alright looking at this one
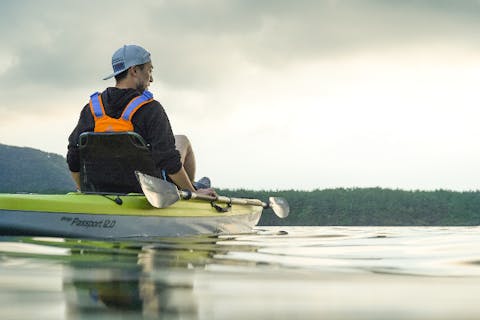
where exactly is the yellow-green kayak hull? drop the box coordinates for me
[0,193,263,239]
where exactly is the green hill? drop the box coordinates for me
[0,143,76,193]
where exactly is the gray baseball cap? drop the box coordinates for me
[103,45,151,80]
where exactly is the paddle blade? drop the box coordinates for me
[269,197,290,218]
[135,171,180,208]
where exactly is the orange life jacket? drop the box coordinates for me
[89,90,154,132]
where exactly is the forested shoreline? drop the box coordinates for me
[2,143,480,226]
[217,188,480,226]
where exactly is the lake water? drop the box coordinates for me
[1,226,480,319]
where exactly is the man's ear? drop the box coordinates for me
[128,66,137,77]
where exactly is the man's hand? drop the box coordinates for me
[195,188,217,198]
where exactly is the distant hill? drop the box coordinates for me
[0,143,76,193]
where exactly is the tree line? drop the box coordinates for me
[218,188,480,226]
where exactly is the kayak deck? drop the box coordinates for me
[0,193,260,216]
[0,193,263,239]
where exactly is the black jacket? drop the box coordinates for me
[67,87,182,174]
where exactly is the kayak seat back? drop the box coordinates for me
[79,132,157,194]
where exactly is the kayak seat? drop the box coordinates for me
[78,132,158,194]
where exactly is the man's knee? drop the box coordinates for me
[175,134,190,145]
[175,134,191,152]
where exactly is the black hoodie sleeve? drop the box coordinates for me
[66,104,94,172]
[132,101,183,174]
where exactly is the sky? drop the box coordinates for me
[1,0,480,191]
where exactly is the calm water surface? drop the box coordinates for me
[0,226,480,319]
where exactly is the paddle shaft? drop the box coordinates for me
[179,190,269,209]
[135,171,288,217]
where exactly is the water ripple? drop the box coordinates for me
[0,227,480,319]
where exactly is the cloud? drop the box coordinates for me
[145,0,480,70]
[0,0,478,122]
[1,0,480,95]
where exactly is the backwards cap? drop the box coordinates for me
[103,45,151,80]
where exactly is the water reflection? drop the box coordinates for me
[56,235,261,319]
[60,236,220,319]
[2,227,480,319]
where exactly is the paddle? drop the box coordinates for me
[135,171,289,218]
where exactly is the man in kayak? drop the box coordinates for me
[67,44,215,196]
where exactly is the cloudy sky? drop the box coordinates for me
[1,0,480,190]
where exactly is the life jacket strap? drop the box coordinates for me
[89,92,105,118]
[121,90,154,121]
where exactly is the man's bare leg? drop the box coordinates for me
[174,134,196,182]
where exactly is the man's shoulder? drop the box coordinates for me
[140,98,164,113]
[132,99,167,124]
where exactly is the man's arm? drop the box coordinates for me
[168,167,195,191]
[169,167,216,196]
[137,103,216,196]
[67,104,94,192]
[71,171,81,191]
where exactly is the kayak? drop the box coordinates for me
[0,132,289,239]
[0,193,263,239]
